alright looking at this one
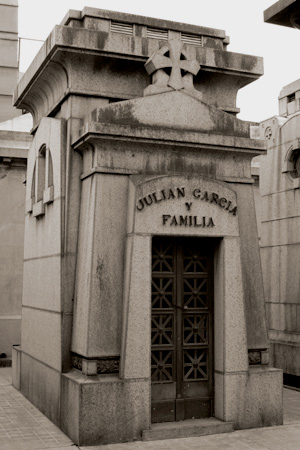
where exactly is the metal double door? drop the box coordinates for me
[151,236,214,423]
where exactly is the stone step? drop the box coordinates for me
[142,418,234,441]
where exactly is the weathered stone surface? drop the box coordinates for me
[0,128,29,357]
[231,182,268,351]
[20,353,61,426]
[21,308,62,371]
[222,237,248,372]
[22,257,61,311]
[259,86,300,380]
[127,175,239,238]
[15,6,278,447]
[223,368,283,429]
[90,90,252,137]
[61,371,150,446]
[142,418,234,441]
[121,234,152,379]
[72,173,128,358]
[14,8,263,129]
[261,190,300,223]
[260,247,280,304]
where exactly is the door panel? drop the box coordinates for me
[151,236,214,423]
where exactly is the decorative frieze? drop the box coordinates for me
[248,350,269,366]
[71,354,120,375]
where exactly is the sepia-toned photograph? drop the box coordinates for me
[1,1,300,449]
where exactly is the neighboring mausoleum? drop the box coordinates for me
[259,78,300,383]
[12,7,282,446]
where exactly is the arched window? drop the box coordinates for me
[31,162,36,203]
[37,144,46,202]
[47,149,53,188]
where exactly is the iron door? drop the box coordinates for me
[151,236,214,423]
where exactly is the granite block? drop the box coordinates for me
[224,368,283,429]
[261,190,300,223]
[71,176,96,357]
[261,216,300,247]
[260,246,280,304]
[142,418,234,441]
[23,199,62,260]
[20,352,61,426]
[72,173,128,358]
[21,307,61,371]
[0,39,18,67]
[280,244,300,304]
[61,371,150,446]
[284,304,297,332]
[121,234,152,379]
[0,3,18,34]
[233,183,268,351]
[215,237,248,373]
[223,237,248,372]
[22,256,61,312]
[267,303,291,332]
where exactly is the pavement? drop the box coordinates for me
[1,367,300,450]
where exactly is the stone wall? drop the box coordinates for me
[259,83,300,376]
[0,122,31,359]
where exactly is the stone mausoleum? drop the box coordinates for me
[259,0,300,381]
[259,79,300,381]
[12,7,282,446]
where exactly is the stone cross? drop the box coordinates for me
[144,39,201,95]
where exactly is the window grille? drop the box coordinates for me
[147,27,168,40]
[181,33,202,46]
[110,21,133,36]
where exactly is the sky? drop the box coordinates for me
[17,0,300,122]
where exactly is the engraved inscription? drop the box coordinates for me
[162,215,215,228]
[137,187,185,211]
[136,186,237,216]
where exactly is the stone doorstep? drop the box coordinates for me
[142,418,234,441]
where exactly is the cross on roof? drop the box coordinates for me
[145,39,200,91]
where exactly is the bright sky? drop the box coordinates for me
[18,0,300,122]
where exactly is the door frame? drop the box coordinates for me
[120,176,248,430]
[151,235,215,423]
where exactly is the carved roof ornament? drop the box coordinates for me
[144,39,201,98]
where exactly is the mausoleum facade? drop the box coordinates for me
[12,8,282,446]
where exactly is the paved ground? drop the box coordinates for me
[1,367,300,450]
